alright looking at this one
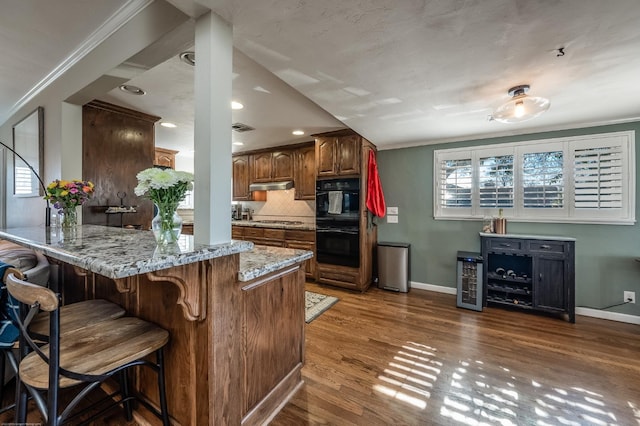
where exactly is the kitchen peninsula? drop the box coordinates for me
[0,225,312,426]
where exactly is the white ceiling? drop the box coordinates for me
[3,0,640,157]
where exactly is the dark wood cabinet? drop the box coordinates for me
[294,144,316,200]
[233,155,252,201]
[315,133,361,178]
[250,150,293,183]
[481,234,575,322]
[82,100,159,230]
[154,147,178,169]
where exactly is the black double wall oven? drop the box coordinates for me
[315,178,360,268]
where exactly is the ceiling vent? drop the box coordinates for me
[232,122,255,132]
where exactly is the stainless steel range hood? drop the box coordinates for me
[249,181,294,191]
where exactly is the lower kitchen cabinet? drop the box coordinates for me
[232,225,316,280]
[481,234,575,322]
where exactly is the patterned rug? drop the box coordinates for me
[305,291,339,323]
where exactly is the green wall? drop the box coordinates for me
[376,121,640,317]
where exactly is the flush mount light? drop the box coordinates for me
[232,141,244,146]
[179,51,195,66]
[492,85,550,123]
[231,101,244,110]
[292,130,305,136]
[160,122,177,128]
[119,84,146,95]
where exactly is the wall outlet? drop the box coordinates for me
[624,291,636,304]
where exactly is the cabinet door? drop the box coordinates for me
[272,150,294,181]
[294,145,316,200]
[242,267,304,412]
[316,137,337,177]
[154,148,177,169]
[251,153,273,182]
[337,134,361,175]
[534,256,566,312]
[232,155,252,201]
[285,240,315,280]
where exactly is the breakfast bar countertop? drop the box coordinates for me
[0,225,312,282]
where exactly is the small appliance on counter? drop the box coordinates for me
[232,203,243,220]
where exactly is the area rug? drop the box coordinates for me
[305,291,339,323]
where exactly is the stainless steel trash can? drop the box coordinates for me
[377,242,410,292]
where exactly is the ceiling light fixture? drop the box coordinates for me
[179,51,195,66]
[160,122,177,128]
[232,141,244,146]
[231,101,244,110]
[118,84,146,96]
[492,85,550,123]
[292,130,305,136]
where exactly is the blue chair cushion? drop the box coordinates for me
[0,262,20,348]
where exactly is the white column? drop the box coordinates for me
[193,12,232,244]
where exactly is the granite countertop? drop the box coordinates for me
[0,225,312,282]
[232,220,315,231]
[239,245,313,281]
[479,232,576,241]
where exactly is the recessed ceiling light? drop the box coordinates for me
[119,84,145,95]
[232,141,244,146]
[160,122,177,128]
[292,130,305,136]
[179,51,195,66]
[231,101,244,110]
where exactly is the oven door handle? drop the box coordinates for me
[317,228,359,235]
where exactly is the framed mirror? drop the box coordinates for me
[12,106,44,196]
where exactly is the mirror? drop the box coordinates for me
[12,106,44,196]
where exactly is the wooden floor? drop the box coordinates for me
[3,283,640,425]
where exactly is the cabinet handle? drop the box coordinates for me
[539,273,543,282]
[499,243,511,247]
[540,244,551,249]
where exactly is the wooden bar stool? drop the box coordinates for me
[4,271,171,426]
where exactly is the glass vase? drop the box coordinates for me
[152,203,183,245]
[60,207,78,229]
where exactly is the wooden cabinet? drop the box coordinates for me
[233,226,316,280]
[250,150,294,183]
[233,155,252,201]
[242,265,304,414]
[154,147,178,169]
[294,144,316,200]
[316,133,361,177]
[481,235,575,322]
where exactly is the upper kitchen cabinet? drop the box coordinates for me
[315,131,362,178]
[251,150,294,183]
[232,155,252,201]
[294,143,315,200]
[154,147,178,169]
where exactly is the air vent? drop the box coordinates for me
[232,122,255,132]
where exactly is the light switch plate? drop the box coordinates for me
[387,206,398,215]
[387,215,398,223]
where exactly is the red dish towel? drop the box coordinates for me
[366,150,386,217]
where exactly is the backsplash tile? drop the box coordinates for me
[242,189,314,223]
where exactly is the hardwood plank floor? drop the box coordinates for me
[271,283,640,426]
[2,283,639,425]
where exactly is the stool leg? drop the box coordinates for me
[156,349,169,426]
[119,370,133,421]
[0,349,6,405]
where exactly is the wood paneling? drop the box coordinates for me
[82,100,159,230]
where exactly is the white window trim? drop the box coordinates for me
[434,130,635,225]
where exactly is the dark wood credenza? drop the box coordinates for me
[480,233,576,322]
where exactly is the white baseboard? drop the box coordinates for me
[410,281,457,295]
[410,281,640,325]
[575,307,640,325]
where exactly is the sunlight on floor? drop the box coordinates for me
[373,342,441,410]
[627,401,640,425]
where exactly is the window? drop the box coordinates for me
[434,131,635,224]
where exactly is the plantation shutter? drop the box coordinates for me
[573,145,623,209]
[478,154,514,208]
[522,151,564,208]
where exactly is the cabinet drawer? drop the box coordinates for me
[263,229,285,240]
[243,228,265,238]
[529,241,567,254]
[317,269,358,289]
[231,226,244,239]
[285,230,315,242]
[487,238,524,252]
